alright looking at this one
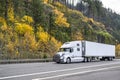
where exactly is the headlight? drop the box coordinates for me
[60,53,65,59]
[61,53,65,56]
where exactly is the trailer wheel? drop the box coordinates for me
[109,57,113,61]
[56,62,60,64]
[66,58,71,64]
[111,57,113,61]
[87,58,91,62]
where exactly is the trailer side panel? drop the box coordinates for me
[85,41,115,57]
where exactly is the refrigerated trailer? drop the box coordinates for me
[53,41,115,63]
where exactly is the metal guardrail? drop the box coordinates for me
[0,58,53,64]
[0,58,119,64]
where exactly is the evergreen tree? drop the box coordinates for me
[31,0,43,32]
[0,0,6,17]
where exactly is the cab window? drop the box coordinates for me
[77,44,80,46]
[77,48,80,51]
[59,48,73,53]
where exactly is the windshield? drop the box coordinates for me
[59,48,73,52]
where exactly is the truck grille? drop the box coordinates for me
[53,54,60,62]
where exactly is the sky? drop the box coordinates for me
[68,0,120,14]
[101,0,120,14]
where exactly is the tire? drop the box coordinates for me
[101,57,105,61]
[56,62,60,64]
[87,57,91,62]
[66,58,71,64]
[83,57,87,62]
[107,57,111,61]
[111,57,113,61]
[109,57,113,61]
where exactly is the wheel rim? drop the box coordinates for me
[66,58,70,63]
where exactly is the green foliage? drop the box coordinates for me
[21,15,34,24]
[53,9,70,27]
[69,0,120,42]
[0,1,6,17]
[0,0,118,59]
[7,0,14,21]
[116,44,120,57]
[0,17,7,26]
[31,0,43,25]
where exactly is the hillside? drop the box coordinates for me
[63,0,120,42]
[0,0,119,59]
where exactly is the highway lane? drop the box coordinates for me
[0,59,120,80]
[41,66,120,80]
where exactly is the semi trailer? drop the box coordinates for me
[53,41,115,63]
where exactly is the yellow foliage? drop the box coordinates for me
[96,22,105,27]
[36,26,49,42]
[43,0,49,3]
[116,44,120,56]
[88,18,94,23]
[69,9,84,18]
[37,32,49,42]
[1,26,7,31]
[82,17,89,22]
[50,37,62,51]
[7,0,14,21]
[16,50,19,56]
[0,17,7,26]
[0,32,4,40]
[21,15,34,23]
[72,32,83,41]
[116,44,120,52]
[36,26,62,55]
[37,26,44,32]
[82,17,94,23]
[15,23,33,35]
[6,42,14,53]
[82,17,105,30]
[54,2,64,8]
[53,9,70,27]
[24,33,38,51]
[0,24,13,33]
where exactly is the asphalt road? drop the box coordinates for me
[0,59,120,80]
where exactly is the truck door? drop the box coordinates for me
[69,48,75,62]
[72,43,83,62]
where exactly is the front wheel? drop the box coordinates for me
[56,62,60,64]
[66,58,71,64]
[87,57,91,62]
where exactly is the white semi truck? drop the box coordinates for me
[53,41,115,63]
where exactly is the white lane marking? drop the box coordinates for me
[32,65,120,80]
[0,62,120,80]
